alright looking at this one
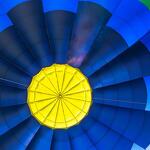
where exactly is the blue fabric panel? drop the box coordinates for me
[80,116,108,145]
[42,0,78,13]
[27,126,53,150]
[89,41,150,89]
[141,32,150,51]
[79,0,121,13]
[131,143,144,150]
[95,130,120,150]
[90,104,150,148]
[0,59,31,88]
[0,117,40,150]
[68,126,93,150]
[80,27,128,77]
[0,27,40,76]
[0,15,12,32]
[114,138,132,150]
[8,0,54,67]
[0,85,26,107]
[135,112,150,148]
[144,76,150,111]
[51,130,70,150]
[93,78,147,110]
[107,0,150,46]
[45,11,75,63]
[0,0,29,12]
[0,105,30,136]
[68,1,111,67]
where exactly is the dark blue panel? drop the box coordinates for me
[27,126,53,150]
[79,0,121,13]
[124,111,145,146]
[89,41,150,89]
[0,105,30,136]
[0,85,26,107]
[95,130,121,150]
[90,104,150,148]
[112,137,132,150]
[93,78,147,110]
[136,112,150,148]
[80,116,108,145]
[80,27,128,76]
[141,32,150,51]
[80,115,133,150]
[0,26,41,76]
[0,117,40,150]
[68,1,111,67]
[8,0,54,67]
[45,11,75,63]
[42,0,78,13]
[107,0,150,46]
[51,130,70,150]
[67,126,93,150]
[0,59,31,88]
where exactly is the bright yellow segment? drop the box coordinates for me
[27,64,92,129]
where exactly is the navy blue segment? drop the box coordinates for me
[80,0,121,13]
[0,26,41,76]
[80,27,128,77]
[68,1,111,67]
[0,105,30,136]
[0,117,40,150]
[113,138,133,150]
[0,58,31,88]
[80,117,108,146]
[67,125,93,150]
[45,11,75,63]
[141,32,150,51]
[42,0,78,13]
[80,114,132,150]
[8,0,54,67]
[27,126,53,150]
[107,0,150,46]
[51,130,71,150]
[0,85,26,107]
[95,130,124,150]
[136,112,150,148]
[90,104,150,148]
[89,41,150,89]
[93,78,147,110]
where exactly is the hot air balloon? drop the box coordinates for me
[0,0,150,150]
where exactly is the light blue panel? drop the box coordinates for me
[141,32,150,51]
[0,15,12,32]
[42,0,78,13]
[144,76,150,111]
[0,0,29,13]
[131,143,144,150]
[79,0,121,13]
[107,0,150,46]
[146,145,150,150]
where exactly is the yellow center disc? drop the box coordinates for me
[27,64,92,129]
